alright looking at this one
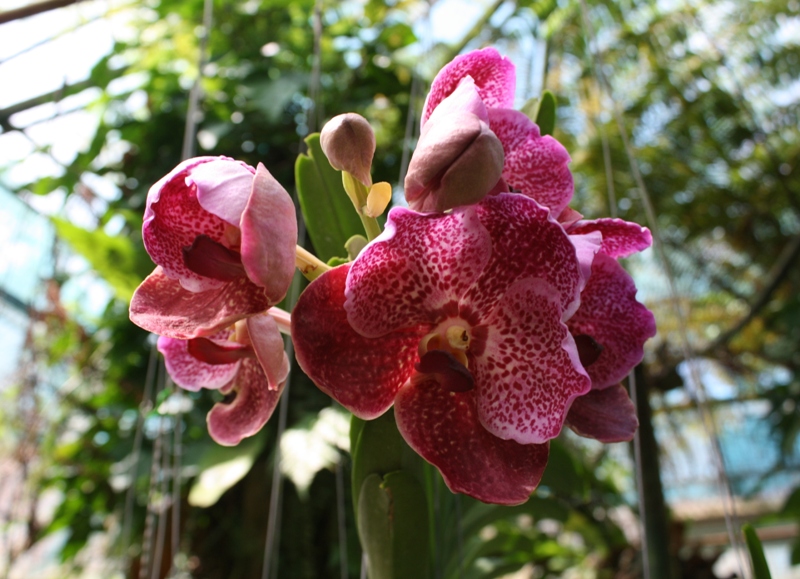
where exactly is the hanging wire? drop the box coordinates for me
[181,0,214,161]
[335,462,348,579]
[260,3,323,577]
[576,0,749,576]
[169,382,183,576]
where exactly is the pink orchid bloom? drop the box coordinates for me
[158,313,289,446]
[130,157,297,339]
[294,193,600,505]
[407,48,573,215]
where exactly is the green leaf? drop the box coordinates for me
[52,218,149,302]
[295,133,365,262]
[535,90,557,136]
[350,410,407,513]
[743,524,772,579]
[357,471,431,579]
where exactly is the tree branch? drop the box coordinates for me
[0,0,83,25]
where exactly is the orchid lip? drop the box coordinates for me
[187,337,255,365]
[182,234,247,282]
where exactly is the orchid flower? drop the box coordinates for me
[158,312,289,446]
[130,156,298,339]
[294,193,599,505]
[407,47,573,215]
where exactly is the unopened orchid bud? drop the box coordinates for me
[320,113,376,186]
[404,110,504,213]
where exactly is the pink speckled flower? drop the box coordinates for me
[158,312,289,446]
[293,193,594,505]
[130,157,297,339]
[405,47,574,215]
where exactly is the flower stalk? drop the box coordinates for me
[295,245,331,281]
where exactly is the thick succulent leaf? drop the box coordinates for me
[743,524,773,579]
[357,471,431,579]
[207,358,285,446]
[488,109,574,216]
[567,253,657,389]
[569,218,652,258]
[422,47,516,127]
[130,267,272,339]
[292,265,427,419]
[346,205,492,337]
[295,133,365,261]
[474,276,591,444]
[394,376,549,506]
[240,163,298,302]
[566,383,638,442]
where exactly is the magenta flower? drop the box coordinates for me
[407,47,574,215]
[294,193,598,504]
[158,313,289,446]
[130,157,297,339]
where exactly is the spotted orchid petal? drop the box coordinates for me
[427,77,489,123]
[157,332,240,391]
[566,383,638,442]
[239,164,298,302]
[422,47,516,128]
[293,265,429,419]
[464,194,584,320]
[474,277,591,445]
[569,218,652,258]
[207,359,285,446]
[395,376,549,505]
[488,109,574,215]
[346,206,492,338]
[567,253,657,389]
[143,157,255,293]
[130,267,272,339]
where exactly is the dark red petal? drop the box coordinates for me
[143,158,235,293]
[157,335,240,391]
[421,47,516,127]
[566,384,638,442]
[573,334,604,368]
[474,277,591,444]
[187,337,253,365]
[488,109,574,216]
[567,253,657,389]
[464,193,584,320]
[245,314,290,391]
[207,359,284,446]
[395,378,549,506]
[129,267,272,339]
[415,350,475,392]
[182,235,246,282]
[569,218,652,258]
[292,264,428,419]
[346,205,492,338]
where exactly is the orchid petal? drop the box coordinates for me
[395,377,549,506]
[130,267,272,339]
[464,193,583,321]
[569,231,603,295]
[246,313,290,391]
[566,384,638,442]
[191,157,256,226]
[239,164,298,301]
[405,110,504,213]
[427,77,489,124]
[569,218,652,258]
[488,109,574,215]
[293,265,428,419]
[207,359,284,446]
[157,334,240,391]
[567,253,657,389]
[474,277,591,445]
[422,47,515,127]
[143,157,249,293]
[346,206,491,337]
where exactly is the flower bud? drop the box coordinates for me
[320,113,376,186]
[404,110,504,213]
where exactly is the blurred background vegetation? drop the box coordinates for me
[0,0,798,577]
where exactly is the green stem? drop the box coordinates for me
[295,245,330,281]
[342,172,382,241]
